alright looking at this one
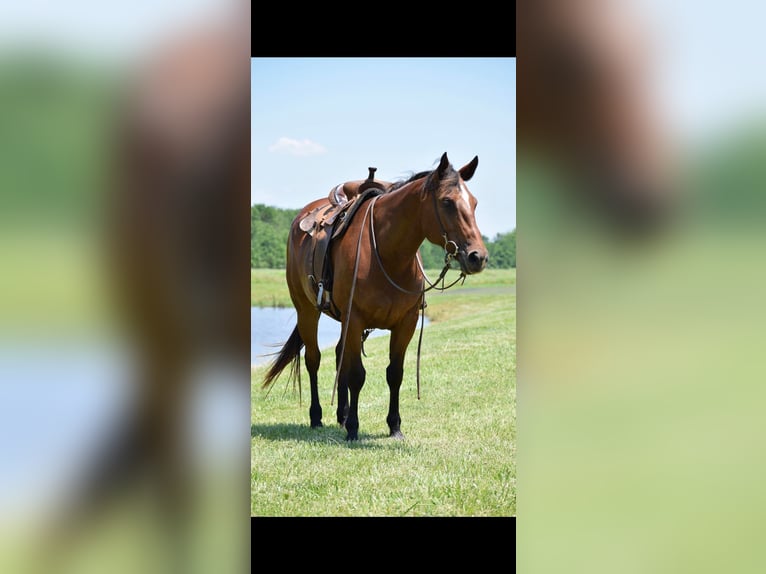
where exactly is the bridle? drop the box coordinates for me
[429,175,461,263]
[370,193,467,297]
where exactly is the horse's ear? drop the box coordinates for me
[437,152,450,178]
[459,156,479,181]
[422,152,451,199]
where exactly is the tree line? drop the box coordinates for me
[251,203,515,269]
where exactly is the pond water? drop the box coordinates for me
[251,307,429,366]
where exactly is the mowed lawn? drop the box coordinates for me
[251,268,516,516]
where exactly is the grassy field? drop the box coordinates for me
[251,267,516,516]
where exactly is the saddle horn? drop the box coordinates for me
[358,167,380,194]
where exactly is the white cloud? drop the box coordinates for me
[268,137,327,156]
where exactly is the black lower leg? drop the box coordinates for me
[309,399,323,428]
[344,362,365,441]
[336,384,349,426]
[386,363,404,438]
[306,353,322,427]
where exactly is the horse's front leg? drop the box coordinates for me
[335,340,349,426]
[387,311,418,439]
[337,322,365,440]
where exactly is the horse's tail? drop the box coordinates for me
[262,325,303,389]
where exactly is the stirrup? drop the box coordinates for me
[316,281,325,310]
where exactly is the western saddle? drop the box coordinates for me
[298,167,392,319]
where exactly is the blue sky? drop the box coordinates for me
[637,0,766,140]
[251,58,517,239]
[1,1,765,214]
[0,0,223,59]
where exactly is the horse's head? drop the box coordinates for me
[422,153,488,275]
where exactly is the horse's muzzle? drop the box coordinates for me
[459,248,489,274]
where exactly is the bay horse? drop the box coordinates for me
[263,153,488,441]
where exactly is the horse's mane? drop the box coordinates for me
[389,170,432,192]
[389,164,458,192]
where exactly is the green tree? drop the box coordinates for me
[418,240,447,269]
[251,204,299,268]
[487,229,516,268]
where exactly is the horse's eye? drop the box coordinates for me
[442,198,455,209]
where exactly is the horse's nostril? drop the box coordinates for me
[467,250,487,267]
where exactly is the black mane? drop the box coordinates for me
[389,164,458,192]
[389,170,432,191]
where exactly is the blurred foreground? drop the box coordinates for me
[519,1,766,572]
[0,2,249,573]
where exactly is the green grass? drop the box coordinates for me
[250,268,294,308]
[251,268,515,516]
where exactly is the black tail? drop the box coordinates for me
[262,325,303,389]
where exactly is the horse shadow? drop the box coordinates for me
[251,422,392,448]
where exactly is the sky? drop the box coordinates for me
[0,0,764,223]
[0,0,224,60]
[636,0,766,141]
[251,58,517,239]
[0,0,763,141]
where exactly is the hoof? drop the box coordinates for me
[345,431,359,441]
[310,421,323,429]
[389,430,405,440]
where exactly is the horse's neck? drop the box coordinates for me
[372,183,426,275]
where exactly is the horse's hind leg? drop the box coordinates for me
[297,308,323,427]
